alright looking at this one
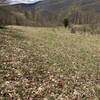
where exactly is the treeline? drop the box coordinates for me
[0,3,100,27]
[65,4,100,25]
[0,5,37,26]
[62,4,100,34]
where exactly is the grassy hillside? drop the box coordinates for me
[0,26,100,99]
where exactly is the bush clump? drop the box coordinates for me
[63,18,69,28]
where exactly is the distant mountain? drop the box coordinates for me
[34,0,100,25]
[10,1,42,10]
[0,0,100,26]
[34,0,74,25]
[0,1,42,26]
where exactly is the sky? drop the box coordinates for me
[8,0,42,4]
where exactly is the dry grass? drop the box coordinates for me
[0,26,100,100]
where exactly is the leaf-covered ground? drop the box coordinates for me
[0,26,100,100]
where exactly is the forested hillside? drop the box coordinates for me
[0,3,39,26]
[0,0,100,26]
[35,0,100,25]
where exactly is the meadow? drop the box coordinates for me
[0,26,100,99]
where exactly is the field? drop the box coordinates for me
[0,26,100,100]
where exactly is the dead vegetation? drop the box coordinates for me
[0,27,100,100]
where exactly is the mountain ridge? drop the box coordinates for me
[0,0,100,26]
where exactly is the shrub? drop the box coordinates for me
[63,18,69,28]
[0,25,6,29]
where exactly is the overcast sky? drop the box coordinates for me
[9,0,42,4]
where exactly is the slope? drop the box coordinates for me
[0,26,100,99]
[0,0,100,26]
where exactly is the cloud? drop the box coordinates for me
[9,0,42,4]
